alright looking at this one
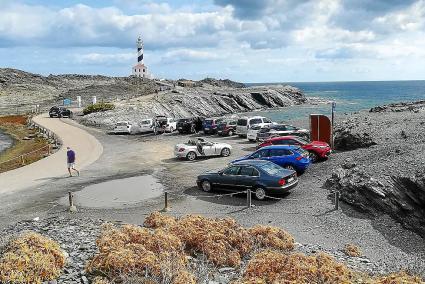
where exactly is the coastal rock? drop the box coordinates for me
[334,129,377,151]
[370,100,425,113]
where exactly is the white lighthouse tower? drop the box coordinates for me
[132,36,149,78]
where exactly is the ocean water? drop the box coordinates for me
[246,80,425,123]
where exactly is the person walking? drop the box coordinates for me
[66,147,80,177]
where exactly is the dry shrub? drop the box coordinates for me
[373,271,424,284]
[86,224,194,284]
[0,232,66,284]
[93,276,112,284]
[238,250,353,284]
[248,225,295,251]
[344,243,362,257]
[144,211,177,229]
[144,213,253,267]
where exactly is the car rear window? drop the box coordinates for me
[250,125,262,130]
[116,122,128,126]
[204,119,213,124]
[237,119,247,126]
[258,162,287,176]
[249,118,262,125]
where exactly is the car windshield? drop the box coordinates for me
[271,125,287,131]
[258,162,287,176]
[250,118,262,125]
[116,122,128,126]
[295,137,309,144]
[237,119,247,126]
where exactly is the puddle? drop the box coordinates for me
[60,175,163,208]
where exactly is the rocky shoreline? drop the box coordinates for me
[327,101,425,238]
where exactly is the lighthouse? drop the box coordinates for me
[132,36,149,78]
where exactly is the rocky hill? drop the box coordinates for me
[326,105,425,237]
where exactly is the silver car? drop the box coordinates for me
[174,138,232,161]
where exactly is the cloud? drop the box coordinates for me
[161,49,224,63]
[75,52,134,65]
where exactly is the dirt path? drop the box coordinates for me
[0,114,103,195]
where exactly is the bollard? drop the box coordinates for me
[47,145,51,155]
[21,155,25,166]
[69,191,77,212]
[334,191,340,210]
[162,192,169,212]
[246,189,252,208]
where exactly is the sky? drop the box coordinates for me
[1,0,425,82]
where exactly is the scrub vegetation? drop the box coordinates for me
[83,102,115,115]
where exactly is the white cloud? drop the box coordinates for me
[161,49,224,63]
[75,52,134,65]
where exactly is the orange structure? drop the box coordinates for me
[310,114,332,147]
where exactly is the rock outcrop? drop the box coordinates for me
[370,101,425,113]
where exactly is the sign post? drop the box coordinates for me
[77,96,82,108]
[331,102,336,149]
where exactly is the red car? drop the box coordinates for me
[257,136,331,162]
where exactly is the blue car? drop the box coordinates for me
[196,160,298,200]
[232,145,311,173]
[203,118,223,134]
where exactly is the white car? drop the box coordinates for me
[236,116,273,137]
[247,125,263,142]
[174,138,232,161]
[156,116,177,132]
[256,124,310,141]
[140,119,154,133]
[113,121,140,134]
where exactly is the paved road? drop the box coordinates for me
[0,114,103,195]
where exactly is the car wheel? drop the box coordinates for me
[178,130,183,134]
[201,180,212,192]
[228,130,234,136]
[248,139,255,142]
[58,114,62,118]
[221,147,231,157]
[285,165,296,171]
[49,115,53,118]
[254,187,266,200]
[186,151,197,161]
[309,152,319,163]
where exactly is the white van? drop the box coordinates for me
[236,116,273,137]
[113,121,140,134]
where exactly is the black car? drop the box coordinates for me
[176,117,204,134]
[49,106,73,118]
[217,119,238,136]
[196,160,298,200]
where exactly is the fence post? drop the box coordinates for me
[69,192,77,212]
[246,189,252,208]
[334,191,340,210]
[162,192,169,212]
[47,145,51,155]
[21,155,25,166]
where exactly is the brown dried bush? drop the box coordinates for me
[144,213,253,267]
[344,243,362,257]
[372,271,425,284]
[248,225,295,251]
[237,250,353,284]
[86,224,194,284]
[0,232,66,284]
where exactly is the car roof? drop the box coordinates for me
[232,160,272,166]
[259,145,300,150]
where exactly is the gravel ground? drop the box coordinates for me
[0,111,424,282]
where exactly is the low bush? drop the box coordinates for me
[83,102,115,115]
[344,243,362,257]
[373,271,425,284]
[249,225,295,251]
[0,232,66,284]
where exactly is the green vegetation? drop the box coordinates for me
[83,102,115,115]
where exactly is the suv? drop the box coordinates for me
[176,117,204,134]
[257,124,309,141]
[49,106,72,118]
[217,119,238,136]
[203,118,224,134]
[236,116,272,137]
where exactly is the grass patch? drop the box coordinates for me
[83,102,115,115]
[344,243,362,257]
[0,115,49,173]
[0,232,66,284]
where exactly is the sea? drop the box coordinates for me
[246,80,425,123]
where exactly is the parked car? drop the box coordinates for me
[113,121,140,134]
[176,117,204,134]
[196,160,298,200]
[232,145,311,173]
[256,124,309,141]
[217,119,238,136]
[203,118,224,134]
[257,136,331,162]
[156,116,176,133]
[139,119,154,133]
[236,116,273,137]
[174,138,232,161]
[247,125,263,142]
[49,106,72,118]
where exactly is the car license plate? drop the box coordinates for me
[287,177,294,183]
[205,128,209,130]
[178,127,182,129]
[218,131,222,133]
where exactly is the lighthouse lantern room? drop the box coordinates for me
[132,36,148,78]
